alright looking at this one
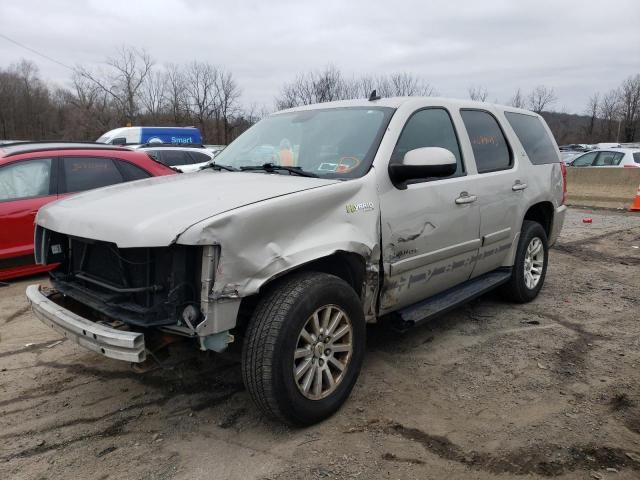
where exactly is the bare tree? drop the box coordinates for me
[468,85,489,102]
[584,93,600,140]
[216,70,241,144]
[618,74,640,142]
[389,73,437,96]
[598,89,621,140]
[78,46,154,124]
[276,65,350,108]
[184,61,219,135]
[509,88,526,108]
[277,67,437,108]
[139,70,167,121]
[65,72,117,138]
[164,64,188,124]
[528,85,557,113]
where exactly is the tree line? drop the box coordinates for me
[276,66,640,144]
[0,47,257,144]
[0,48,638,145]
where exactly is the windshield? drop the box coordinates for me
[214,107,394,179]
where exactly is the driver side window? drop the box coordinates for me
[391,108,464,178]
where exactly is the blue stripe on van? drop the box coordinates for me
[140,127,202,144]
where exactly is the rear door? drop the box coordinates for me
[59,156,125,194]
[459,109,520,277]
[593,151,624,167]
[0,157,58,269]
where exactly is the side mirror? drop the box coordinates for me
[388,147,457,186]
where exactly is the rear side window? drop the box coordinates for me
[634,152,640,164]
[115,160,151,180]
[572,152,597,166]
[0,158,52,201]
[504,112,558,165]
[153,150,192,166]
[188,151,212,164]
[593,151,624,166]
[461,110,512,173]
[62,157,124,193]
[391,108,464,178]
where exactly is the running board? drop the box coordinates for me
[392,269,512,329]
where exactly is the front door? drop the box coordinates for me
[378,107,481,313]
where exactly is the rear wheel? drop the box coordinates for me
[242,272,365,425]
[501,220,548,303]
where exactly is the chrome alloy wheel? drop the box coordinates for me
[524,237,544,289]
[293,305,353,400]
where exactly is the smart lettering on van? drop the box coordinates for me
[96,127,202,145]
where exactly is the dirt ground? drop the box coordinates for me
[1,207,640,480]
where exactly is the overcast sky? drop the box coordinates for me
[1,0,639,114]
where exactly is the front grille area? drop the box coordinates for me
[45,229,201,327]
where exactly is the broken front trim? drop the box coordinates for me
[26,284,146,363]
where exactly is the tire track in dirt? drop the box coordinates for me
[1,305,30,324]
[346,419,640,476]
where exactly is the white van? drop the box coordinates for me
[97,127,202,145]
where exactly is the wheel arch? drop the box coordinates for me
[523,201,554,238]
[235,251,370,330]
[502,200,555,268]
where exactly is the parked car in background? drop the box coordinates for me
[595,142,622,149]
[0,142,175,281]
[560,150,583,164]
[559,144,592,152]
[568,148,640,168]
[133,144,215,172]
[204,145,226,156]
[96,126,202,145]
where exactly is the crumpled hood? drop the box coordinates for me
[37,171,338,247]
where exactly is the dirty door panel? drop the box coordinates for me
[377,108,481,313]
[379,180,480,312]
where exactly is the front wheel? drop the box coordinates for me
[500,220,549,303]
[242,272,366,425]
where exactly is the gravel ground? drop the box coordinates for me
[1,207,640,480]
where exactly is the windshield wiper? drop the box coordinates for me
[199,162,238,172]
[239,163,318,178]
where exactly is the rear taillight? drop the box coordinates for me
[560,162,568,205]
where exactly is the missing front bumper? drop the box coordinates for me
[26,284,146,363]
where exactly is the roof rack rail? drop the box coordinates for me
[2,143,133,158]
[138,143,206,148]
[1,140,106,147]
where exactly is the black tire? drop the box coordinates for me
[242,272,366,426]
[500,220,549,303]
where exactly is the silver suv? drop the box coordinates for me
[28,96,567,425]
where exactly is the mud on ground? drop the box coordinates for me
[1,208,640,480]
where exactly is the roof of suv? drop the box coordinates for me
[0,141,131,158]
[275,96,537,116]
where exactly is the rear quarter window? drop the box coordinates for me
[504,112,559,165]
[634,152,640,164]
[188,151,212,164]
[115,160,151,180]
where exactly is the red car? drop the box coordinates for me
[0,142,175,281]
